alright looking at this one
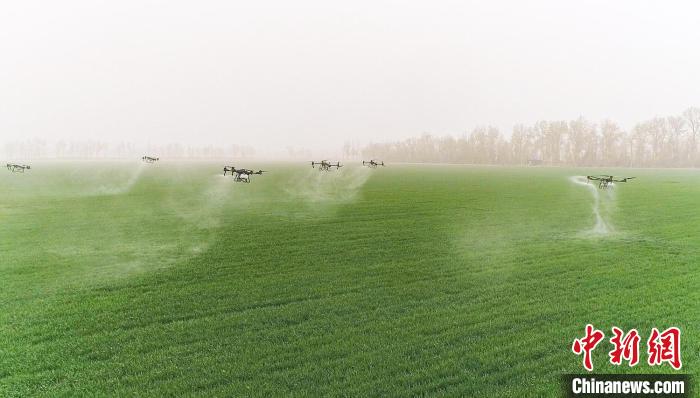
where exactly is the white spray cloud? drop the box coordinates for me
[78,172,235,282]
[570,176,615,236]
[168,173,236,229]
[284,166,371,204]
[2,161,147,198]
[58,161,147,197]
[89,161,146,196]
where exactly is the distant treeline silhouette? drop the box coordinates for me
[2,140,255,159]
[353,107,700,167]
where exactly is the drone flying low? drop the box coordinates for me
[362,159,385,168]
[6,163,30,173]
[223,166,267,183]
[311,160,342,171]
[142,156,159,163]
[586,175,635,189]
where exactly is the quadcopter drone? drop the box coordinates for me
[6,163,30,173]
[586,175,635,189]
[362,159,385,168]
[142,156,159,163]
[223,166,267,183]
[311,160,342,171]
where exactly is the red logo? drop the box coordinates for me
[609,327,640,367]
[647,327,682,370]
[572,325,682,371]
[572,324,605,371]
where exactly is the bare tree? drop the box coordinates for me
[567,117,598,166]
[510,124,528,165]
[600,120,625,166]
[683,107,700,165]
[666,116,686,166]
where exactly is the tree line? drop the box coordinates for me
[353,107,700,167]
[2,140,256,159]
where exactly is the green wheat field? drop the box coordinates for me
[1,161,698,396]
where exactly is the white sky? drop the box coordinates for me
[2,0,700,152]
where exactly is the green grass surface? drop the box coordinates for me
[1,161,698,396]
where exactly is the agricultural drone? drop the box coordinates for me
[223,166,267,183]
[311,160,342,171]
[142,156,159,163]
[362,159,385,168]
[6,163,30,173]
[586,175,635,189]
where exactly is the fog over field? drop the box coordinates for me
[3,1,700,160]
[4,162,699,396]
[5,4,700,394]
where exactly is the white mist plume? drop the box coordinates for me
[73,161,146,196]
[285,166,371,204]
[570,176,614,235]
[162,172,237,230]
[95,162,146,195]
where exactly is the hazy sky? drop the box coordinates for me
[2,0,700,152]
